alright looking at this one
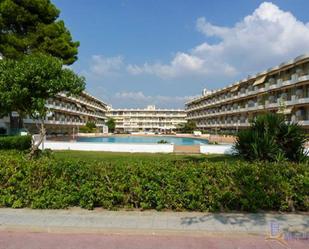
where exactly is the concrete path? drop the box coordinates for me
[0,209,308,249]
[0,208,308,235]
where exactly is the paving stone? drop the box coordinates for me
[0,208,308,235]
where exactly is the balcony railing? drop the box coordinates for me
[46,104,107,120]
[186,74,309,112]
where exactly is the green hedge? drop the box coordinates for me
[0,136,32,150]
[0,151,308,211]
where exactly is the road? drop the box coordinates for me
[0,231,308,249]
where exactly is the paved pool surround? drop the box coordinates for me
[40,140,234,154]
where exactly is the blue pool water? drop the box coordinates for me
[77,136,208,145]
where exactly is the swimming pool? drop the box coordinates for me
[77,136,208,145]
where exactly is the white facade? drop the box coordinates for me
[186,54,309,132]
[107,105,187,133]
[0,91,109,135]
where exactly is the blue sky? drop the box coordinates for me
[53,0,309,108]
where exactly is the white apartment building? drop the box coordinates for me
[0,91,109,135]
[186,54,309,133]
[107,105,187,133]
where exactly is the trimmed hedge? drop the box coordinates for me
[0,136,32,150]
[0,151,308,211]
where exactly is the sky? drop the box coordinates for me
[52,0,309,109]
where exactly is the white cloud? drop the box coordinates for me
[89,55,124,77]
[113,91,197,108]
[126,52,216,79]
[127,2,309,80]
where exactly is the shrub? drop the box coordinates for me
[157,139,168,144]
[0,151,308,211]
[86,121,96,130]
[0,135,32,150]
[79,121,97,133]
[79,126,92,133]
[234,113,307,162]
[179,121,197,133]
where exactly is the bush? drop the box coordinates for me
[179,121,197,133]
[157,139,168,144]
[0,135,32,150]
[79,126,92,133]
[0,151,308,211]
[79,121,97,133]
[235,113,308,162]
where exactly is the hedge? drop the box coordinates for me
[0,151,308,211]
[0,135,32,150]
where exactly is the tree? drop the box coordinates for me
[180,121,197,133]
[0,0,79,65]
[0,53,85,156]
[80,121,97,133]
[106,118,116,133]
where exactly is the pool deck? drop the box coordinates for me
[41,134,235,154]
[41,140,234,154]
[174,145,201,154]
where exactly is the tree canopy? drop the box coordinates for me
[180,121,197,133]
[0,0,79,64]
[106,118,116,133]
[0,53,85,119]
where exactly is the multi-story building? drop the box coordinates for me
[0,91,109,135]
[186,54,309,133]
[107,105,187,133]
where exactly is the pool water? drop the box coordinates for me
[77,136,208,145]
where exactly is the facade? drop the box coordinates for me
[107,105,187,133]
[186,54,309,133]
[0,91,109,135]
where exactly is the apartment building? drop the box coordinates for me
[0,91,109,135]
[186,54,309,133]
[107,105,187,133]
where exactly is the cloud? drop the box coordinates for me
[89,55,124,77]
[127,2,309,79]
[126,53,209,79]
[112,91,198,108]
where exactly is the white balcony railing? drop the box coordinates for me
[186,74,309,112]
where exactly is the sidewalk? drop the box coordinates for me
[0,208,308,236]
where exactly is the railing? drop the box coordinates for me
[187,97,309,120]
[57,93,108,113]
[46,104,106,120]
[186,74,309,111]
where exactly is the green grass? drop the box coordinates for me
[54,150,238,163]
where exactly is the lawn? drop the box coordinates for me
[53,150,235,163]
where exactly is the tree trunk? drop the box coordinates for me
[29,120,46,158]
[9,112,24,135]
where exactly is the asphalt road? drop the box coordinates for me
[0,231,308,249]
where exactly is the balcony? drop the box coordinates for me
[46,104,106,120]
[186,73,309,112]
